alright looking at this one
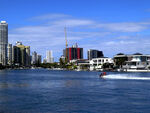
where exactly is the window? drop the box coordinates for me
[93,60,97,63]
[98,60,101,62]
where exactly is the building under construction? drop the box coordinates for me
[64,27,83,61]
[63,44,83,61]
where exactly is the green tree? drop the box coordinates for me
[102,63,114,70]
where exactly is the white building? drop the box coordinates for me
[46,50,54,63]
[89,57,113,71]
[114,53,150,72]
[0,21,8,65]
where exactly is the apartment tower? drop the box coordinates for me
[0,21,8,65]
[46,50,54,63]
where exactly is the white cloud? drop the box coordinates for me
[97,22,149,32]
[52,19,95,27]
[9,14,150,61]
[105,40,137,46]
[30,14,70,21]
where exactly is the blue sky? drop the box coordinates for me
[1,0,150,61]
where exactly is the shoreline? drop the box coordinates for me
[2,67,150,73]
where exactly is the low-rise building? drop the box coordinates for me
[70,59,90,70]
[114,53,150,71]
[89,57,113,71]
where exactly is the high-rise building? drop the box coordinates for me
[87,49,104,60]
[63,44,83,61]
[0,21,8,65]
[46,50,54,63]
[37,55,42,64]
[31,51,38,64]
[7,44,12,65]
[13,42,30,66]
[31,51,42,65]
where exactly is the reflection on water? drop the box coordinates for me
[0,70,29,89]
[0,83,29,89]
[65,80,81,87]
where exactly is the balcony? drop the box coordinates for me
[122,65,145,69]
[131,58,141,62]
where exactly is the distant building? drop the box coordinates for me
[113,53,128,69]
[114,53,150,71]
[16,41,22,46]
[60,55,66,63]
[43,58,47,63]
[13,42,30,66]
[31,51,42,65]
[89,57,113,71]
[46,50,54,63]
[31,51,38,64]
[7,44,12,65]
[0,21,8,65]
[37,55,42,64]
[88,49,104,60]
[70,59,90,70]
[63,43,83,61]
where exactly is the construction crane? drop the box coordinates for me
[64,27,68,62]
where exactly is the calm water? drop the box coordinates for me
[0,69,150,113]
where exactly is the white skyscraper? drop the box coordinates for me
[46,50,54,63]
[0,21,8,65]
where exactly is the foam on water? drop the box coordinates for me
[103,74,150,80]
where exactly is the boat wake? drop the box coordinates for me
[103,74,150,80]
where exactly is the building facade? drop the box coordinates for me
[63,44,83,61]
[89,57,113,71]
[0,21,8,65]
[31,51,42,65]
[37,55,42,64]
[13,42,30,66]
[43,58,47,63]
[114,53,150,71]
[46,50,54,63]
[88,49,104,60]
[31,51,38,64]
[7,44,12,65]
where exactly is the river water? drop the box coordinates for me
[0,69,150,113]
